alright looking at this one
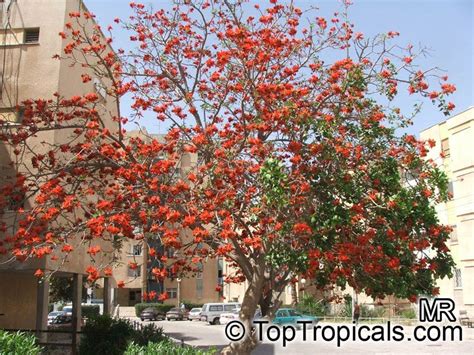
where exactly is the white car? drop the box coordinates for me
[200,302,240,325]
[188,308,202,321]
[220,308,263,326]
[219,309,240,325]
[47,311,65,325]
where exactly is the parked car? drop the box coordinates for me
[219,309,239,325]
[62,306,73,316]
[200,302,240,325]
[166,307,189,321]
[188,308,202,321]
[140,307,166,321]
[272,308,318,328]
[49,314,85,329]
[47,311,65,325]
[48,314,73,329]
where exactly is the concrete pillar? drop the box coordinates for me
[71,273,82,355]
[103,277,110,315]
[35,279,50,342]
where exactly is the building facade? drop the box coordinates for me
[420,107,474,314]
[0,0,118,331]
[111,132,224,306]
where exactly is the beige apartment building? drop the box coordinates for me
[111,132,224,307]
[0,0,118,331]
[115,243,224,307]
[420,107,474,314]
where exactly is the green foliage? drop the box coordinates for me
[49,276,88,303]
[80,315,165,354]
[125,339,216,355]
[398,308,416,319]
[296,294,328,316]
[81,305,100,319]
[79,315,135,355]
[135,303,174,317]
[260,158,289,208]
[0,330,42,355]
[132,323,165,346]
[338,294,352,317]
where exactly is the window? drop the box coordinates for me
[450,225,458,244]
[441,139,450,157]
[24,28,40,44]
[0,107,24,124]
[5,190,25,211]
[93,77,107,99]
[166,266,177,279]
[209,305,223,312]
[129,290,141,301]
[130,244,142,256]
[224,304,236,312]
[196,262,203,279]
[448,181,454,196]
[196,279,203,299]
[454,268,462,288]
[276,310,289,317]
[288,309,300,316]
[166,288,177,299]
[128,265,141,278]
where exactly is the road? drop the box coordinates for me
[134,318,474,354]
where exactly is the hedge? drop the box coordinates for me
[125,339,216,355]
[135,303,174,317]
[79,315,163,355]
[82,305,101,319]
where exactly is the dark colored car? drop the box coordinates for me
[166,307,189,321]
[140,307,165,321]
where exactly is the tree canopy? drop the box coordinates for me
[0,1,456,353]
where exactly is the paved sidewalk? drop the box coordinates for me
[132,317,474,354]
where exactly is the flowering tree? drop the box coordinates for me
[0,0,456,353]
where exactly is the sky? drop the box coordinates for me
[85,0,473,136]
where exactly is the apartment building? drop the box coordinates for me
[0,0,118,331]
[420,107,474,314]
[110,131,224,307]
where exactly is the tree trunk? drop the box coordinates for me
[221,260,265,355]
[291,282,298,306]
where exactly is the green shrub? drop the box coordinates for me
[135,303,174,317]
[0,330,43,355]
[131,323,164,346]
[79,315,135,355]
[296,294,328,317]
[338,294,352,318]
[399,308,416,319]
[79,314,165,354]
[81,305,100,319]
[125,339,216,355]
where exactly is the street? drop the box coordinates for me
[134,318,474,354]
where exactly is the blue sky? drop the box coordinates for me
[86,0,473,136]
